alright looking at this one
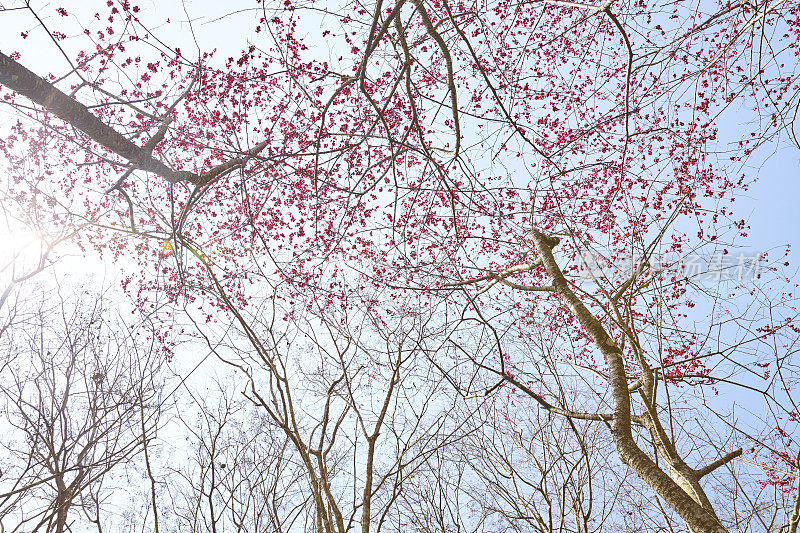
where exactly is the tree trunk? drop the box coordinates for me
[0,52,189,183]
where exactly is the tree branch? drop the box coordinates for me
[0,52,192,183]
[694,449,743,479]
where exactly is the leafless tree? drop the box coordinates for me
[0,283,168,532]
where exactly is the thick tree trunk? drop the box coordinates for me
[0,52,189,183]
[530,230,727,533]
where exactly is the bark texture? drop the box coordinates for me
[530,230,728,533]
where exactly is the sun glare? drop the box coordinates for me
[0,227,46,277]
